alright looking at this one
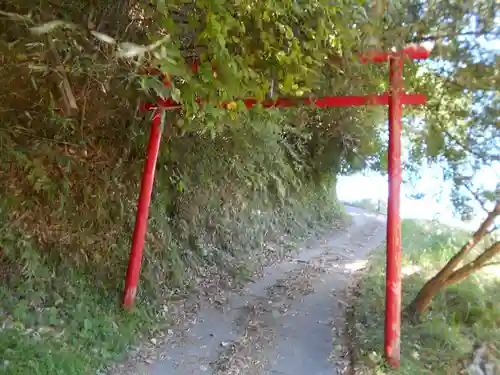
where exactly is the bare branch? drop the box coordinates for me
[416,201,499,285]
[463,183,489,214]
[409,30,500,43]
[446,240,500,285]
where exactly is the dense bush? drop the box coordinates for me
[0,0,388,294]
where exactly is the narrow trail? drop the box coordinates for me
[118,207,386,375]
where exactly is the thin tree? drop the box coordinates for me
[406,200,499,318]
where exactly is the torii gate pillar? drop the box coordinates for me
[122,44,432,369]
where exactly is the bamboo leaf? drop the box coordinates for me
[90,30,116,45]
[30,20,74,35]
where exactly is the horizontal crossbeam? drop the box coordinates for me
[361,44,432,63]
[142,93,426,112]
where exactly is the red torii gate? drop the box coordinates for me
[122,44,431,367]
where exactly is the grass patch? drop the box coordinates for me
[350,218,500,375]
[0,194,344,375]
[0,2,353,373]
[0,231,157,375]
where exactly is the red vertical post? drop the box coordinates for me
[385,56,403,367]
[122,111,164,309]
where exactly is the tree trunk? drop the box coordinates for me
[445,241,500,285]
[406,278,444,318]
[406,201,500,320]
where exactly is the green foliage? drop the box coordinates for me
[5,0,498,372]
[0,111,344,374]
[0,1,362,373]
[0,24,346,370]
[140,0,371,118]
[1,0,385,133]
[350,219,500,375]
[0,0,392,179]
[387,0,500,219]
[0,231,156,375]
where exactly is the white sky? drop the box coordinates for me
[338,161,499,230]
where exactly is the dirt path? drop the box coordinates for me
[116,206,386,375]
